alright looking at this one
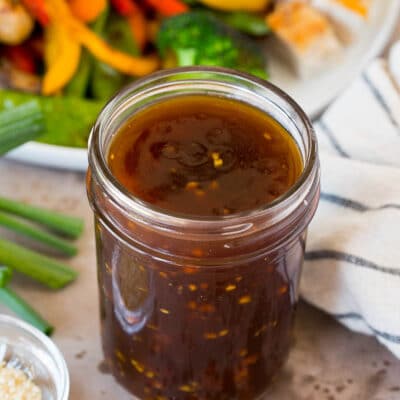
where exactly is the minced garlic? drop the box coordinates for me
[0,362,42,400]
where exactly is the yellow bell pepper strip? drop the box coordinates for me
[336,0,368,17]
[42,22,81,95]
[198,0,271,12]
[69,0,107,22]
[68,20,159,76]
[46,0,159,76]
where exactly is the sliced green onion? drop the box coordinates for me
[0,100,44,155]
[0,287,53,335]
[0,197,84,239]
[0,238,77,289]
[0,211,77,257]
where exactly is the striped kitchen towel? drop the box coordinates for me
[302,42,400,358]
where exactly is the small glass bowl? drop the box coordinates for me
[0,314,69,400]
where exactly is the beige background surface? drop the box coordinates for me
[1,160,400,400]
[1,24,400,400]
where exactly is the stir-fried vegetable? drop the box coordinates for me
[198,0,271,12]
[69,0,107,22]
[0,0,272,148]
[3,45,36,74]
[43,22,82,95]
[66,6,109,97]
[157,11,268,78]
[146,0,189,16]
[21,0,49,26]
[218,11,270,36]
[111,0,140,16]
[91,12,139,100]
[46,0,159,79]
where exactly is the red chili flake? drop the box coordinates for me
[278,285,288,295]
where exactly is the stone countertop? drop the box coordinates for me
[1,158,400,400]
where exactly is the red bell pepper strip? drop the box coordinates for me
[110,0,140,16]
[145,0,188,16]
[21,0,50,26]
[127,11,147,51]
[3,45,36,74]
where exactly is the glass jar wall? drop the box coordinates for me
[87,67,320,400]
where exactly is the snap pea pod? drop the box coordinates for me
[65,6,110,97]
[65,50,93,97]
[91,13,139,100]
[217,11,270,36]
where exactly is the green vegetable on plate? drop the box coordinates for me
[91,11,140,100]
[217,11,270,36]
[66,6,111,98]
[156,11,268,79]
[0,90,103,148]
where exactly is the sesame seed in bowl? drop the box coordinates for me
[0,314,69,400]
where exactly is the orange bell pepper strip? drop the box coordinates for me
[68,19,158,76]
[145,0,188,16]
[69,0,107,22]
[46,0,159,76]
[42,22,81,95]
[21,0,50,26]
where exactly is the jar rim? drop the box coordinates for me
[88,66,319,228]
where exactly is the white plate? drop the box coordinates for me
[6,0,400,171]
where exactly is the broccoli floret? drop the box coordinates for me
[156,11,268,79]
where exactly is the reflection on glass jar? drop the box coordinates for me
[87,67,320,400]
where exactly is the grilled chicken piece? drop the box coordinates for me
[267,1,342,78]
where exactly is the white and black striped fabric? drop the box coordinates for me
[302,42,400,358]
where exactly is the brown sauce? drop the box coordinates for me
[108,96,303,216]
[98,95,305,400]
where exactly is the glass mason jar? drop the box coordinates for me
[87,67,320,400]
